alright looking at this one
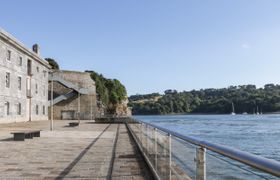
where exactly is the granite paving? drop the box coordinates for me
[0,120,153,180]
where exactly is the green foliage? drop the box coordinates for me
[86,71,127,108]
[130,93,160,101]
[45,58,59,70]
[129,84,280,115]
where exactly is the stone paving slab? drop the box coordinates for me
[0,120,153,180]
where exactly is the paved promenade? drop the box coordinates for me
[0,120,152,180]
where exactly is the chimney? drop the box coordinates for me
[32,44,40,55]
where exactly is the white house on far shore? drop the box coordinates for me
[0,28,51,123]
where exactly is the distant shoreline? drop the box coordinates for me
[133,112,280,116]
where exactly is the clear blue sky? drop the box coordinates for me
[1,0,280,95]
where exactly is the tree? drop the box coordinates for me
[129,83,280,115]
[87,70,128,114]
[45,58,59,70]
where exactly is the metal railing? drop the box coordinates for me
[126,118,280,180]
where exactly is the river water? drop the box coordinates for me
[134,114,280,179]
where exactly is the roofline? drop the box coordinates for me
[0,28,51,69]
[53,69,93,76]
[51,69,95,85]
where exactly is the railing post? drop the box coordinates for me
[138,123,141,142]
[140,123,143,148]
[144,124,146,153]
[146,124,149,155]
[143,124,146,153]
[154,128,157,171]
[196,147,206,180]
[168,133,172,180]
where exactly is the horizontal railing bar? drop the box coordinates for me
[131,118,280,177]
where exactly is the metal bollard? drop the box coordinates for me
[196,147,206,180]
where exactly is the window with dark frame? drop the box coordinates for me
[27,59,32,76]
[35,84,38,94]
[36,105,39,115]
[17,103,21,115]
[6,50,11,61]
[18,56,23,66]
[5,72,10,88]
[18,76,22,90]
[5,102,10,115]
[43,85,45,96]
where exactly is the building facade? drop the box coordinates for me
[49,70,98,120]
[0,29,50,123]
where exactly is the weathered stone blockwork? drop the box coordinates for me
[0,29,50,123]
[49,70,98,120]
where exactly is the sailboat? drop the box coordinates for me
[231,102,236,115]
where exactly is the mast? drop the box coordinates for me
[231,102,235,115]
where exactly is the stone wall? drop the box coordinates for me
[0,29,50,123]
[53,70,95,90]
[49,70,99,120]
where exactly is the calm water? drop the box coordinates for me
[134,114,280,179]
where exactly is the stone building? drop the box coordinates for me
[49,70,98,120]
[0,29,50,123]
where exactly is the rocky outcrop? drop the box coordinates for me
[115,98,132,117]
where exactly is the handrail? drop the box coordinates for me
[131,118,280,177]
[49,90,76,105]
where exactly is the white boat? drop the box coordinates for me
[256,106,260,115]
[231,102,236,115]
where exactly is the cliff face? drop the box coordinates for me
[115,98,132,117]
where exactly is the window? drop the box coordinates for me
[18,76,22,90]
[5,102,10,115]
[18,56,23,66]
[5,72,10,88]
[17,103,21,115]
[43,106,45,115]
[36,66,39,73]
[43,70,47,78]
[27,59,32,76]
[36,105,39,115]
[35,84,38,94]
[6,50,11,61]
[43,85,46,96]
